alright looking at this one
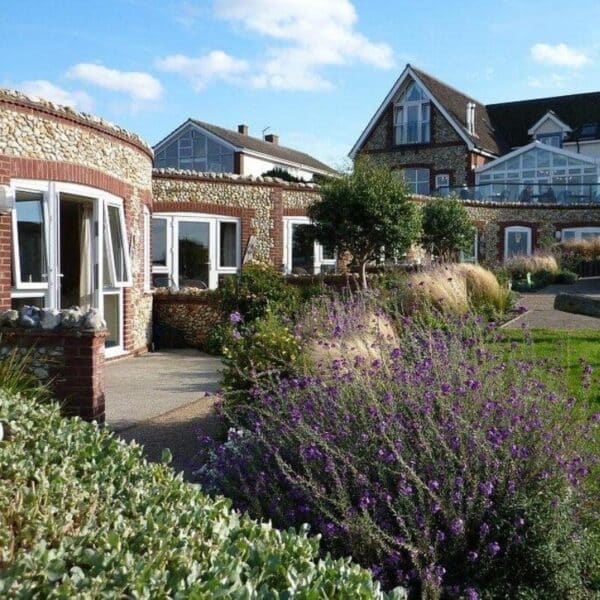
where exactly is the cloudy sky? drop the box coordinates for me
[1,0,599,168]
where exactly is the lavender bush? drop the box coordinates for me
[198,306,600,598]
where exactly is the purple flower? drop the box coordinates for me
[428,479,440,492]
[467,551,479,562]
[479,522,490,537]
[465,587,480,600]
[450,518,464,535]
[229,311,243,323]
[479,481,494,497]
[487,541,501,556]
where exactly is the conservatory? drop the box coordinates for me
[472,141,600,204]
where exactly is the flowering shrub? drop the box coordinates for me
[198,311,600,597]
[221,310,305,402]
[218,261,301,323]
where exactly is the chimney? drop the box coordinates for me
[466,102,476,136]
[238,124,249,135]
[264,133,279,145]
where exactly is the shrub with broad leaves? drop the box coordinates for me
[0,389,400,598]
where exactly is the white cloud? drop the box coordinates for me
[215,0,394,90]
[66,63,163,101]
[530,43,590,68]
[156,50,249,90]
[159,0,393,92]
[17,80,94,111]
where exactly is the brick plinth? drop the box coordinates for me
[0,213,11,310]
[0,329,107,422]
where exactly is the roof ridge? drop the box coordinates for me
[486,89,600,108]
[409,64,487,107]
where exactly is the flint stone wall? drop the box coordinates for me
[153,292,222,349]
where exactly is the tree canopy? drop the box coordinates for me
[421,197,475,261]
[308,159,421,287]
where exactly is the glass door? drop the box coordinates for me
[176,219,213,289]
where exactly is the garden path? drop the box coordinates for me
[105,350,222,479]
[508,277,600,330]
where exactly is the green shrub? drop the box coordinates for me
[0,390,398,598]
[199,321,234,355]
[218,262,301,323]
[555,269,579,284]
[222,311,306,402]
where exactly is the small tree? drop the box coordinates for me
[308,159,421,288]
[422,197,474,261]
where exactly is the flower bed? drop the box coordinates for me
[199,308,600,598]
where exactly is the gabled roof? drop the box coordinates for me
[154,119,336,175]
[527,110,572,135]
[486,91,600,148]
[410,66,508,155]
[349,64,507,158]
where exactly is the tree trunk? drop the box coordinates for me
[361,260,368,289]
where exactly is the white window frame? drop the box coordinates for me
[560,227,600,241]
[151,213,241,290]
[103,200,132,288]
[403,168,430,196]
[143,206,151,292]
[11,183,50,291]
[10,179,130,358]
[435,173,450,196]
[394,83,431,145]
[504,226,532,260]
[283,217,336,275]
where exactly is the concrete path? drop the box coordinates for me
[105,349,223,479]
[509,277,600,329]
[105,349,222,431]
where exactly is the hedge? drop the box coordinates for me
[0,391,401,598]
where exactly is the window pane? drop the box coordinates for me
[219,222,237,267]
[11,296,45,310]
[107,205,126,282]
[151,219,167,266]
[15,191,46,284]
[291,224,315,273]
[178,221,210,288]
[506,229,530,258]
[103,292,120,348]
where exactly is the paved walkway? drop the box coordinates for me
[508,277,600,329]
[105,350,222,478]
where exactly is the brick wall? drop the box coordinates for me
[0,214,11,310]
[0,329,107,422]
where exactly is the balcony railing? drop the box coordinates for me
[438,183,600,205]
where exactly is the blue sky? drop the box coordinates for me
[1,0,599,168]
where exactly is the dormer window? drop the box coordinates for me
[536,133,562,148]
[394,82,430,145]
[528,111,571,149]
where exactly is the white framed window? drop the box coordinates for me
[504,226,532,259]
[143,206,151,292]
[10,179,132,357]
[536,133,562,148]
[12,188,49,290]
[561,227,600,241]
[103,201,132,287]
[394,82,431,145]
[151,213,240,290]
[403,168,430,195]
[283,217,336,275]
